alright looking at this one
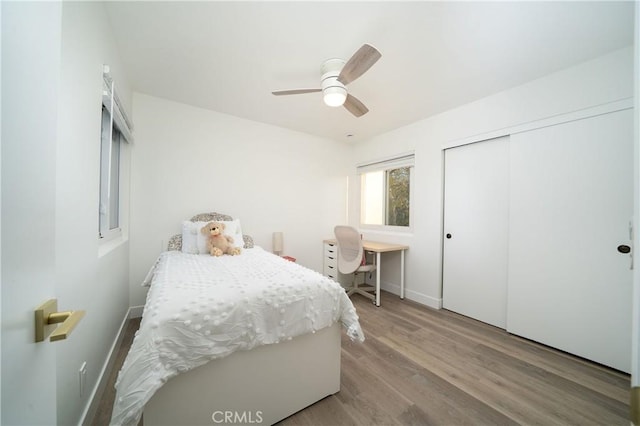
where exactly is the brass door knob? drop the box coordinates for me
[35,299,85,342]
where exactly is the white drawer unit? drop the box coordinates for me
[323,240,357,286]
[323,241,339,281]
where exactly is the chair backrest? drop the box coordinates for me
[334,226,364,274]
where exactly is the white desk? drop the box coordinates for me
[323,239,409,307]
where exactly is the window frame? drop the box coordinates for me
[98,105,121,241]
[99,67,132,242]
[358,153,415,232]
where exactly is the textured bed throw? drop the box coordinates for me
[110,247,365,426]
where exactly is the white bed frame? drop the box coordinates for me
[144,212,342,425]
[144,323,341,425]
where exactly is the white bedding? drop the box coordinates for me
[110,247,365,426]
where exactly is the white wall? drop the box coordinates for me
[2,2,133,425]
[632,4,640,390]
[351,46,634,309]
[1,3,3,421]
[1,2,62,424]
[129,94,352,306]
[55,3,133,424]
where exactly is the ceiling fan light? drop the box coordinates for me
[323,86,347,107]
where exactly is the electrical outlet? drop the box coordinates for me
[79,362,87,397]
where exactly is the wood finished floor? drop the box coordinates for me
[93,291,630,425]
[91,316,142,426]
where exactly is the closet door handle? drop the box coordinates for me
[617,245,631,254]
[446,233,452,239]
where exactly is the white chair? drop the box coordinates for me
[334,226,377,302]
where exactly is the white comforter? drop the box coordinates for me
[110,247,365,426]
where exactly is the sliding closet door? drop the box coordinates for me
[507,109,633,373]
[443,136,509,328]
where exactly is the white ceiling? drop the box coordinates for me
[105,1,634,143]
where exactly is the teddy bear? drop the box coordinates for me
[200,221,241,256]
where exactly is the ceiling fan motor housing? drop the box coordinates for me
[271,44,379,116]
[321,58,347,106]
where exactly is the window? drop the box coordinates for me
[99,65,132,240]
[359,153,414,228]
[99,107,121,236]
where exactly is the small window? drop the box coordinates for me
[99,66,133,241]
[99,106,121,237]
[359,154,414,228]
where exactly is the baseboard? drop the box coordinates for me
[380,281,442,309]
[406,289,442,309]
[129,305,144,318]
[79,307,132,426]
[631,386,639,426]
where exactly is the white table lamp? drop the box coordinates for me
[272,232,283,255]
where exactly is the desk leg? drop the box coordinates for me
[375,252,381,307]
[400,249,405,299]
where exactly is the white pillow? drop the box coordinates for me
[195,219,244,254]
[180,221,201,254]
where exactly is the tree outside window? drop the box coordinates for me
[360,161,413,228]
[387,167,410,226]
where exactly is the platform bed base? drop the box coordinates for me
[144,324,341,425]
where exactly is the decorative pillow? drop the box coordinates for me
[180,221,201,254]
[222,219,244,250]
[195,219,244,253]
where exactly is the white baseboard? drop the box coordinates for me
[79,307,133,426]
[129,305,144,318]
[405,289,442,309]
[380,281,442,310]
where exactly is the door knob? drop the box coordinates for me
[617,244,631,254]
[446,233,452,239]
[35,299,85,342]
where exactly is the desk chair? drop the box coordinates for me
[334,226,377,302]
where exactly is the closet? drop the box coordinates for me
[443,107,633,373]
[442,136,509,329]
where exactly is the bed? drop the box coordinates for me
[110,213,365,426]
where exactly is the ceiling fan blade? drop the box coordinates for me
[337,44,382,85]
[343,94,368,117]
[272,88,322,96]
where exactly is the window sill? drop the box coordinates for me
[98,233,128,258]
[358,225,414,237]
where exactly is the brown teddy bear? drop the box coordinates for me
[200,221,241,256]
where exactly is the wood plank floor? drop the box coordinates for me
[93,291,630,425]
[90,316,142,426]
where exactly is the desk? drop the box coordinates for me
[323,239,409,307]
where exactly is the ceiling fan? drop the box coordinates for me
[271,44,382,117]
